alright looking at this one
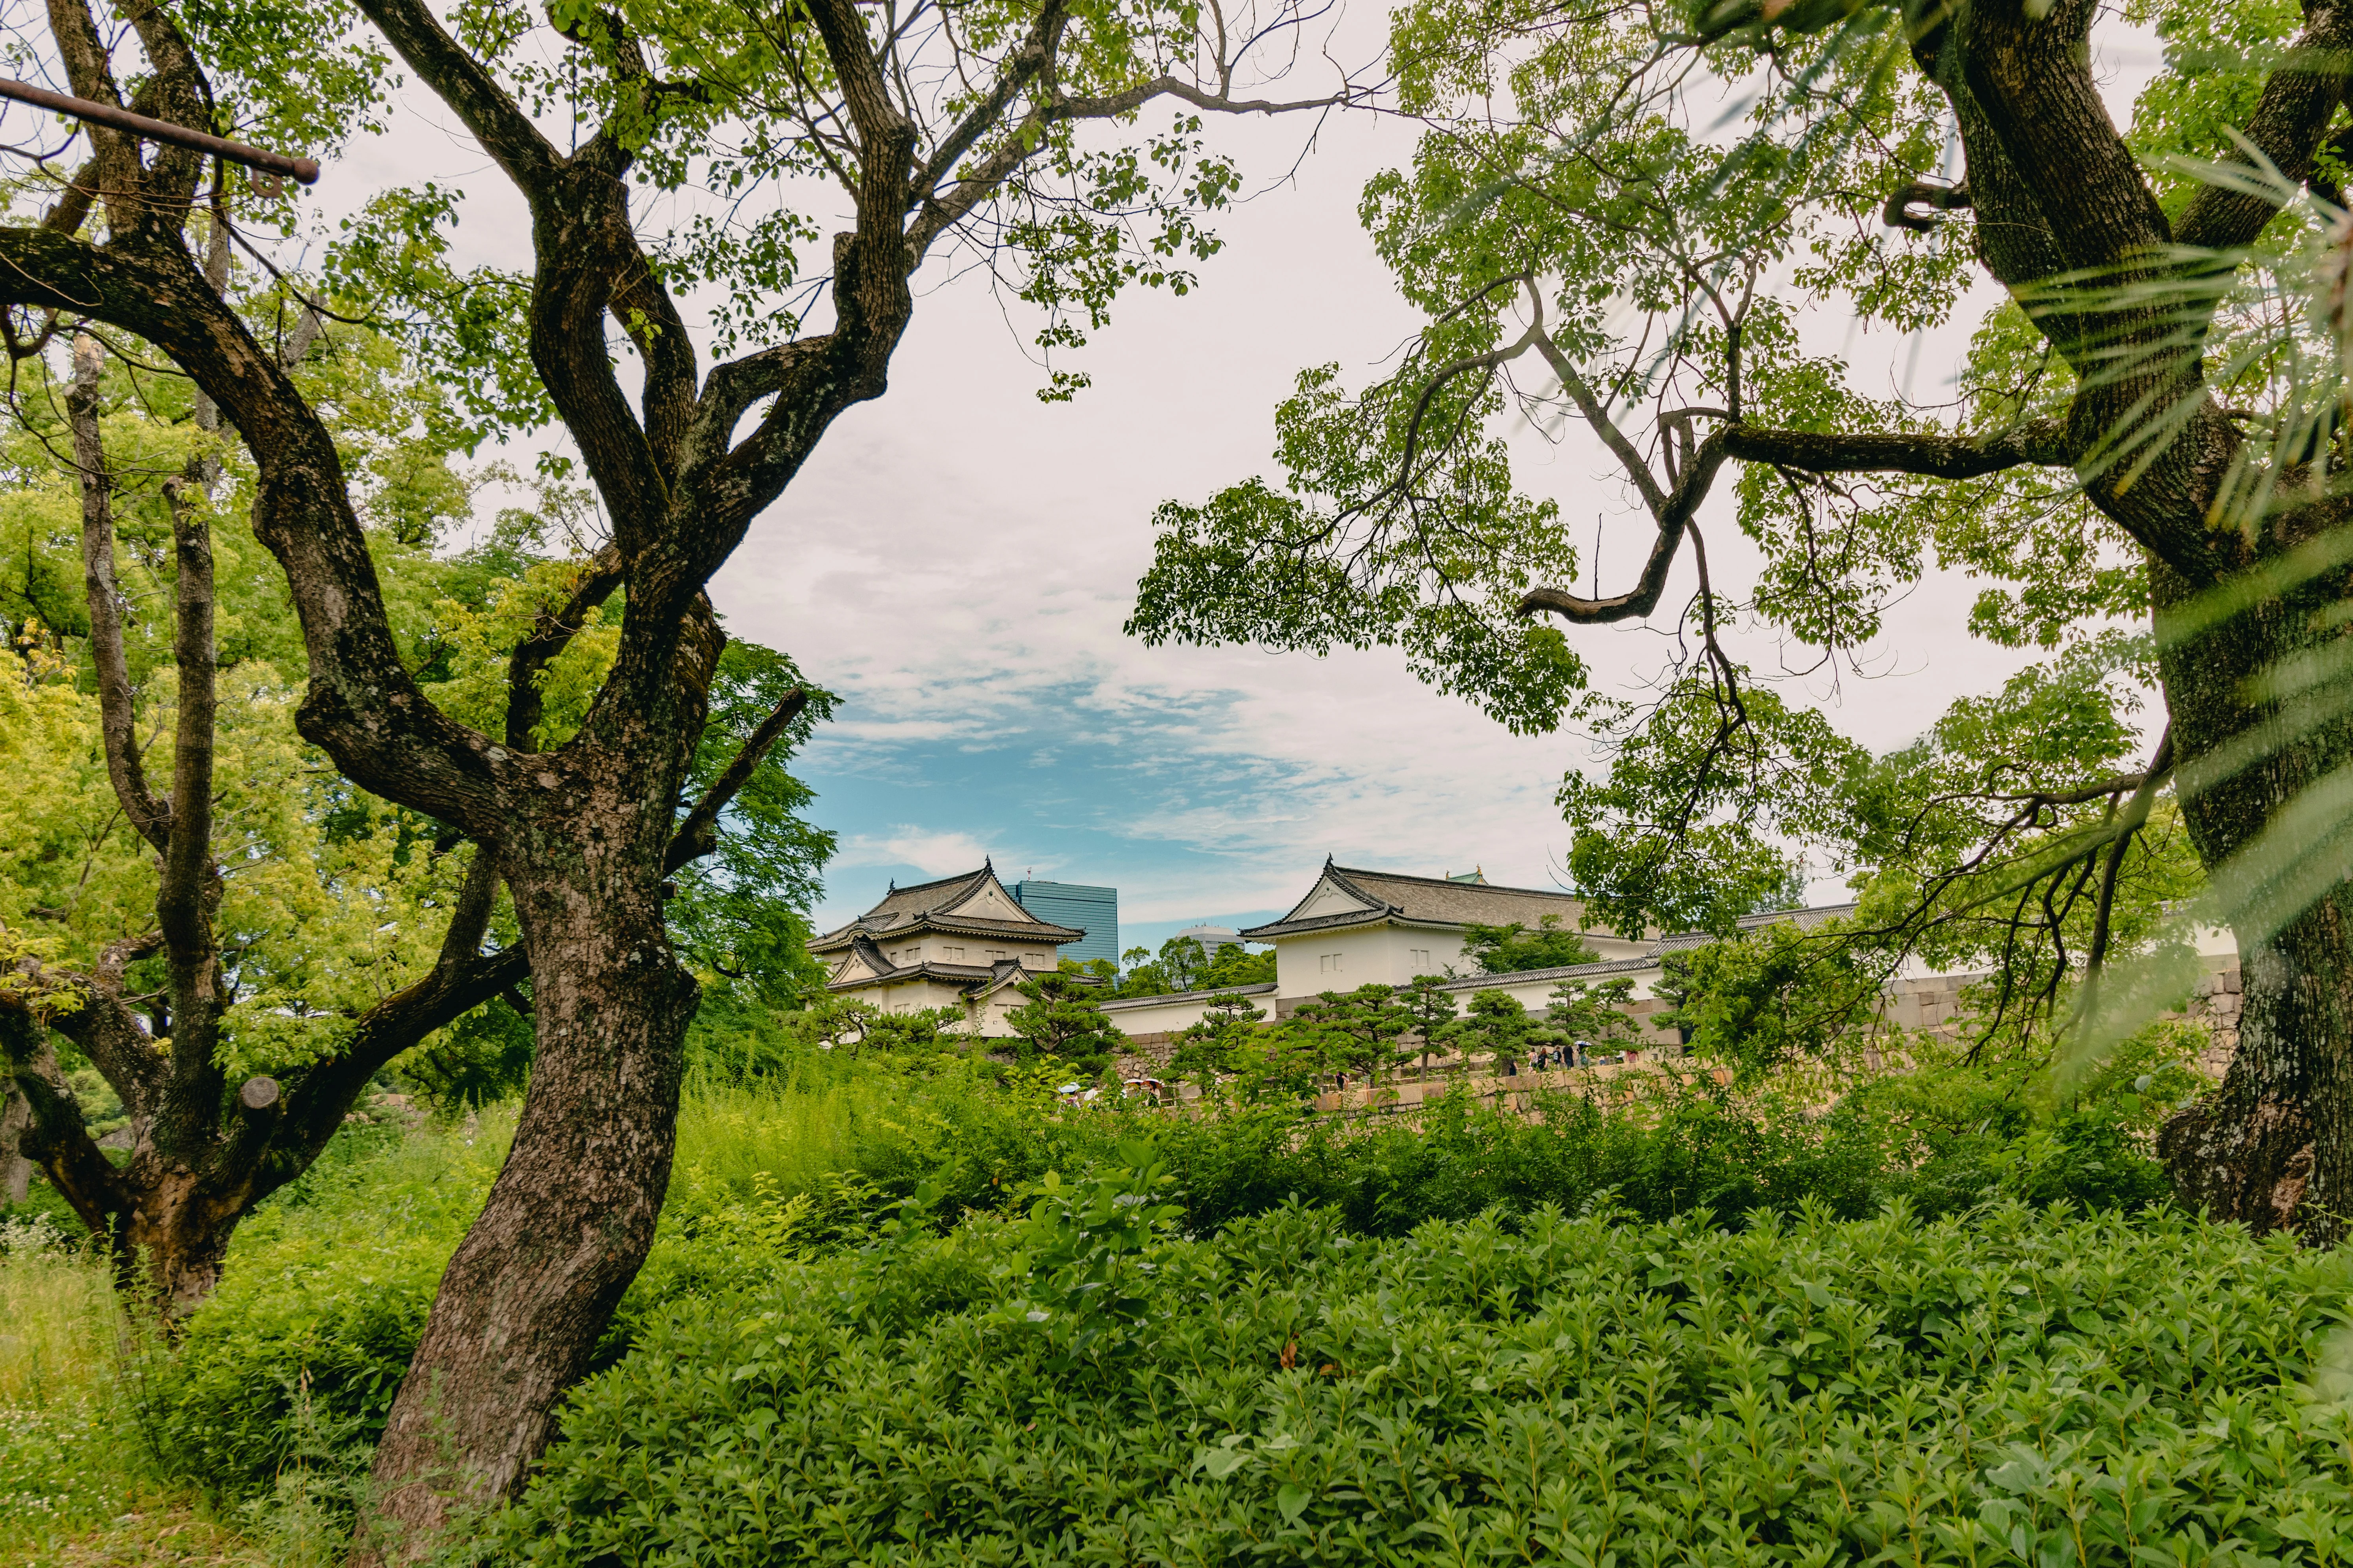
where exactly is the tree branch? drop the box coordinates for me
[2175,17,2353,252]
[349,0,560,187]
[68,333,170,853]
[505,543,624,751]
[1515,412,2077,624]
[2070,724,2175,1032]
[908,70,1361,261]
[108,0,214,215]
[1719,418,2077,477]
[0,1000,130,1231]
[156,475,219,995]
[0,226,510,836]
[1529,315,1670,520]
[664,689,808,873]
[14,939,164,1118]
[611,264,697,485]
[910,0,1067,209]
[1520,429,1729,624]
[1957,0,2241,586]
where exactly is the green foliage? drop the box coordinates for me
[52,1001,2227,1538]
[1560,680,1863,938]
[1434,988,1540,1071]
[1167,991,1265,1098]
[996,1142,1186,1364]
[146,1116,509,1496]
[1121,0,2265,1045]
[1283,984,1416,1082]
[300,0,1276,420]
[1394,974,1457,1073]
[1460,914,1598,973]
[1201,942,1278,989]
[0,1218,134,1545]
[492,1195,2353,1567]
[1111,937,1274,999]
[1005,972,1129,1074]
[400,994,536,1112]
[1229,1025,1330,1108]
[1655,925,1884,1080]
[1132,2,1957,735]
[666,642,840,1010]
[1542,977,1645,1056]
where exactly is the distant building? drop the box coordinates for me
[1172,923,1242,961]
[1239,858,1653,995]
[1010,878,1119,967]
[811,864,1085,1035]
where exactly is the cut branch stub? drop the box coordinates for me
[238,1075,280,1110]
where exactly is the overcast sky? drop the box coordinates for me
[254,13,2162,956]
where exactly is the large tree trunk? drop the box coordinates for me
[366,876,695,1539]
[2152,559,2353,1241]
[1930,0,2353,1243]
[365,613,721,1549]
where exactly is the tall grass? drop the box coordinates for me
[0,1218,118,1407]
[667,1054,1142,1223]
[0,1218,152,1554]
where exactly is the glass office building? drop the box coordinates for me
[1008,879,1118,967]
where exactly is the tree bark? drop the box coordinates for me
[2150,559,2353,1239]
[365,849,698,1533]
[1930,0,2353,1238]
[1,1081,32,1207]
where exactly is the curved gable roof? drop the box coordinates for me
[811,862,1085,952]
[1241,859,1602,940]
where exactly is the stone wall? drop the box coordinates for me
[2186,966,2243,1076]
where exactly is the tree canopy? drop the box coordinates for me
[1130,0,2353,1236]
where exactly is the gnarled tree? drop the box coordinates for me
[1135,0,2353,1237]
[2,306,529,1313]
[0,0,1360,1543]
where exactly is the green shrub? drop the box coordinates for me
[148,1111,516,1497]
[140,1020,2205,1519]
[484,1199,2353,1567]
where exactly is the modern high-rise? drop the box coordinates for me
[1009,878,1119,967]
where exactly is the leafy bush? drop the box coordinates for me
[146,1114,515,1496]
[483,1198,2353,1567]
[135,1017,2208,1515]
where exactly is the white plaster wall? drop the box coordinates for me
[871,977,972,1014]
[1581,929,1653,962]
[885,940,1055,969]
[1273,921,1651,999]
[1275,926,1434,996]
[1277,925,1486,996]
[1100,994,1220,1035]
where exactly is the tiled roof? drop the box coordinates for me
[1434,955,1661,991]
[1099,980,1279,1014]
[1241,861,1615,940]
[1647,903,1858,953]
[811,864,1084,952]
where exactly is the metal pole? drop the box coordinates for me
[0,76,318,185]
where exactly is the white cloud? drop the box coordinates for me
[832,830,998,878]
